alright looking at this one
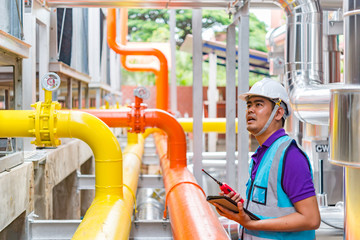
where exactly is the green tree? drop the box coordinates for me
[124,9,269,86]
[128,9,231,46]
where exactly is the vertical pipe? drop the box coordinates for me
[192,9,203,185]
[108,8,169,111]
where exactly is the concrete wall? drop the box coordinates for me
[0,139,94,238]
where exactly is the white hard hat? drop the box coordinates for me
[239,78,291,118]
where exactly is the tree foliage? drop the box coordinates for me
[123,9,269,86]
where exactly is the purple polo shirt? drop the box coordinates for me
[250,129,316,203]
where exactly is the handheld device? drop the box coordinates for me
[206,196,260,220]
[202,169,244,204]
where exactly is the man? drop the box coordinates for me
[213,78,320,239]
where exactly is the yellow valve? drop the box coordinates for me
[29,72,62,147]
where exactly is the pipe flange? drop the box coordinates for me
[29,101,62,147]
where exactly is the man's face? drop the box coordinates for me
[246,96,273,134]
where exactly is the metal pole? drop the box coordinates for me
[169,9,177,114]
[237,2,250,197]
[78,81,83,109]
[192,9,203,186]
[225,24,236,188]
[208,52,217,152]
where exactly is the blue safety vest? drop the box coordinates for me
[240,135,315,240]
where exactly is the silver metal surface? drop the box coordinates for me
[27,213,81,240]
[0,152,23,173]
[219,217,239,240]
[316,203,344,237]
[330,88,360,167]
[266,25,286,75]
[192,9,203,186]
[283,0,328,125]
[142,153,159,165]
[130,220,172,239]
[135,188,165,221]
[302,138,343,205]
[46,0,233,8]
[24,150,47,169]
[77,174,164,189]
[225,23,236,189]
[44,0,343,9]
[138,175,164,188]
[77,173,95,190]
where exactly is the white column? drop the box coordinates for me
[192,9,203,186]
[225,25,236,188]
[237,3,250,197]
[208,52,218,152]
[169,9,177,114]
[22,13,36,108]
[38,18,50,102]
[88,8,100,82]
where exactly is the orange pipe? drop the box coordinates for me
[107,8,169,111]
[153,132,229,239]
[82,108,229,239]
[119,9,157,74]
[82,109,186,168]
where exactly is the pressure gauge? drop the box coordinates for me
[133,86,150,100]
[41,72,61,91]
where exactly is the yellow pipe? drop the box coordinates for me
[142,127,162,139]
[0,110,136,239]
[178,118,239,133]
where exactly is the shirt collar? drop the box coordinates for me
[262,128,287,148]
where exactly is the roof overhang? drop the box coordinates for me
[180,34,269,70]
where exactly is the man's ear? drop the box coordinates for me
[274,107,285,121]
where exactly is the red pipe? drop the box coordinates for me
[107,8,169,111]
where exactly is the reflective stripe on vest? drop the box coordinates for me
[241,135,315,240]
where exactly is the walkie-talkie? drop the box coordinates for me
[202,169,244,203]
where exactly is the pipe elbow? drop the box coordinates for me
[145,110,187,167]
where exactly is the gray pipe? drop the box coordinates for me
[281,0,330,125]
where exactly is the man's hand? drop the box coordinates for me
[213,201,254,229]
[219,188,243,203]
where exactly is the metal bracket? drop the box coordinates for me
[138,175,164,188]
[130,219,172,239]
[26,212,81,240]
[77,172,95,190]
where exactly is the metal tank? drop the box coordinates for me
[330,88,360,239]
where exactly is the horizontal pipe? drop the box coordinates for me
[0,110,132,239]
[82,109,187,168]
[178,118,238,133]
